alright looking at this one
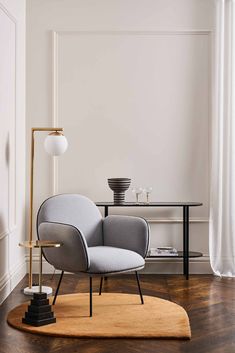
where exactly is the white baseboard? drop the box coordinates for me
[25,254,61,275]
[0,258,27,305]
[26,254,212,275]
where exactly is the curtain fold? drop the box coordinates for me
[209,0,235,276]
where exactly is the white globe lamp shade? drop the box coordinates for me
[44,132,68,156]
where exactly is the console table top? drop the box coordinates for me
[96,202,203,207]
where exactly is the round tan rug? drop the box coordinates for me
[7,293,191,339]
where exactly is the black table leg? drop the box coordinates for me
[104,206,108,281]
[183,206,189,280]
[183,206,186,275]
[104,206,108,217]
[89,277,93,317]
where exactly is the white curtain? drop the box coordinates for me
[209,0,235,276]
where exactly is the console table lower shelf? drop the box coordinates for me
[147,251,203,259]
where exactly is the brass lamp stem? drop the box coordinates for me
[28,130,34,288]
[28,127,64,289]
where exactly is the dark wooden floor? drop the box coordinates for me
[0,274,235,353]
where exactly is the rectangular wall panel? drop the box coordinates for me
[0,6,16,279]
[0,0,26,303]
[55,32,210,220]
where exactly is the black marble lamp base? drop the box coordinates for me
[22,292,56,326]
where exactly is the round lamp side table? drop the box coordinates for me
[19,240,62,294]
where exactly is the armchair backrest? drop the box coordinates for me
[37,194,103,246]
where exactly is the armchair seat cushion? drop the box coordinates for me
[87,246,145,275]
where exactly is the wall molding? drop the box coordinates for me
[0,225,17,241]
[54,30,212,36]
[0,2,17,23]
[52,31,59,195]
[147,218,209,224]
[0,259,26,305]
[0,3,17,234]
[0,2,23,305]
[25,254,60,275]
[49,28,211,274]
[0,229,10,241]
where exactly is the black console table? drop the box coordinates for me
[96,202,203,280]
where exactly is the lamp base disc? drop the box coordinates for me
[23,286,53,296]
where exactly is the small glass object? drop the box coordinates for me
[143,187,153,204]
[132,187,143,204]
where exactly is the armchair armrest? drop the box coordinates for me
[38,222,90,273]
[103,215,150,258]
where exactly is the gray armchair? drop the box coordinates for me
[37,194,149,316]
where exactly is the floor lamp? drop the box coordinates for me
[24,127,68,295]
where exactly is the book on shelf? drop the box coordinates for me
[148,247,178,256]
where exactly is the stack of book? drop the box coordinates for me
[148,247,178,256]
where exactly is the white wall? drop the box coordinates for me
[27,0,214,274]
[0,0,26,303]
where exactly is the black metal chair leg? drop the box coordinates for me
[135,271,144,304]
[99,277,103,295]
[90,276,93,317]
[52,270,64,305]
